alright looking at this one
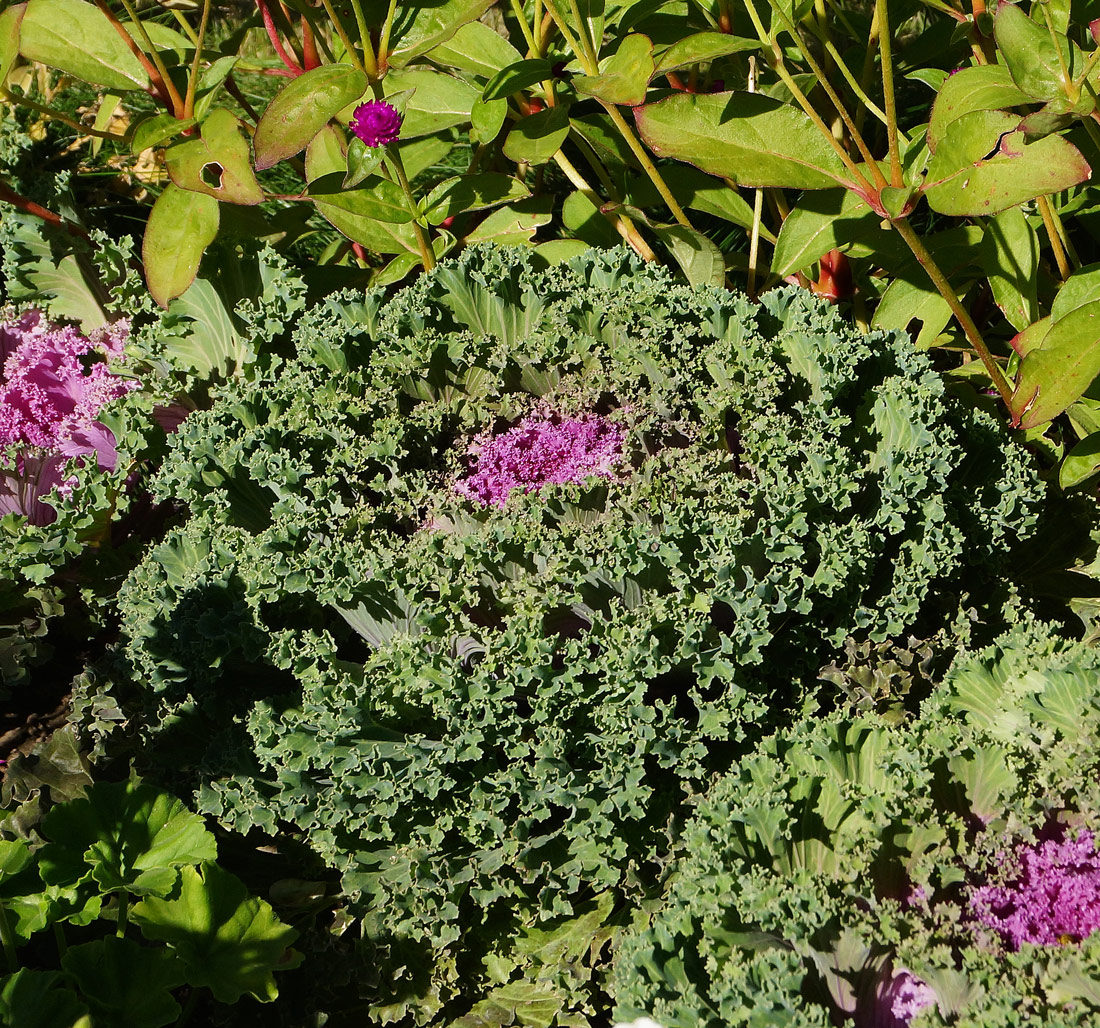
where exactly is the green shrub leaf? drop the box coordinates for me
[165,108,264,206]
[62,937,185,1028]
[131,861,300,1004]
[38,779,217,896]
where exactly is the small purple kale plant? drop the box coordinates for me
[969,828,1100,949]
[870,969,937,1028]
[0,311,136,526]
[454,409,626,508]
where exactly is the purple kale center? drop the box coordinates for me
[454,410,626,508]
[969,829,1100,949]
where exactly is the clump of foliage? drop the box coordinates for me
[612,619,1100,1028]
[0,777,300,1027]
[116,247,1049,1023]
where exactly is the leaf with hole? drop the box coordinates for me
[165,109,264,205]
[253,64,367,171]
[635,91,849,189]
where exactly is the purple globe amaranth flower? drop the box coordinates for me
[349,100,403,148]
[969,828,1100,949]
[0,311,136,526]
[454,410,626,508]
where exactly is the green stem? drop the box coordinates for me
[386,150,434,270]
[600,101,693,228]
[817,36,887,125]
[320,0,367,75]
[756,0,884,183]
[565,0,600,67]
[115,0,185,115]
[170,9,200,45]
[510,0,540,56]
[742,0,875,194]
[378,0,400,70]
[892,216,1013,406]
[52,922,68,959]
[182,0,213,121]
[116,892,129,938]
[348,0,379,77]
[0,904,16,972]
[542,0,594,73]
[1037,194,1072,280]
[876,0,903,186]
[1,88,128,140]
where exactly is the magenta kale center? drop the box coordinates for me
[454,410,626,508]
[969,829,1100,949]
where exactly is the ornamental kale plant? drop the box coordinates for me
[0,310,134,526]
[117,247,1050,1025]
[612,619,1100,1028]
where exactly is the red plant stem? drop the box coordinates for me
[301,18,321,70]
[92,0,182,113]
[257,0,302,73]
[351,242,368,263]
[0,181,88,238]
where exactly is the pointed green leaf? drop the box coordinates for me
[1011,300,1100,428]
[342,136,386,189]
[132,861,301,1005]
[503,103,571,164]
[923,110,1090,217]
[193,54,239,121]
[165,108,264,205]
[387,0,496,68]
[573,33,654,106]
[63,937,185,1028]
[429,20,523,79]
[423,173,530,225]
[0,840,31,887]
[653,224,724,287]
[308,172,413,223]
[1051,262,1100,320]
[0,971,87,1028]
[0,5,26,86]
[927,65,1031,152]
[130,113,195,156]
[253,64,367,170]
[562,189,620,247]
[465,196,554,246]
[981,206,1038,331]
[38,779,217,897]
[635,91,849,188]
[1011,315,1051,357]
[375,69,479,138]
[1060,431,1100,489]
[653,31,761,75]
[471,96,507,143]
[994,1,1078,100]
[771,187,881,276]
[143,185,219,308]
[20,0,148,90]
[483,59,554,101]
